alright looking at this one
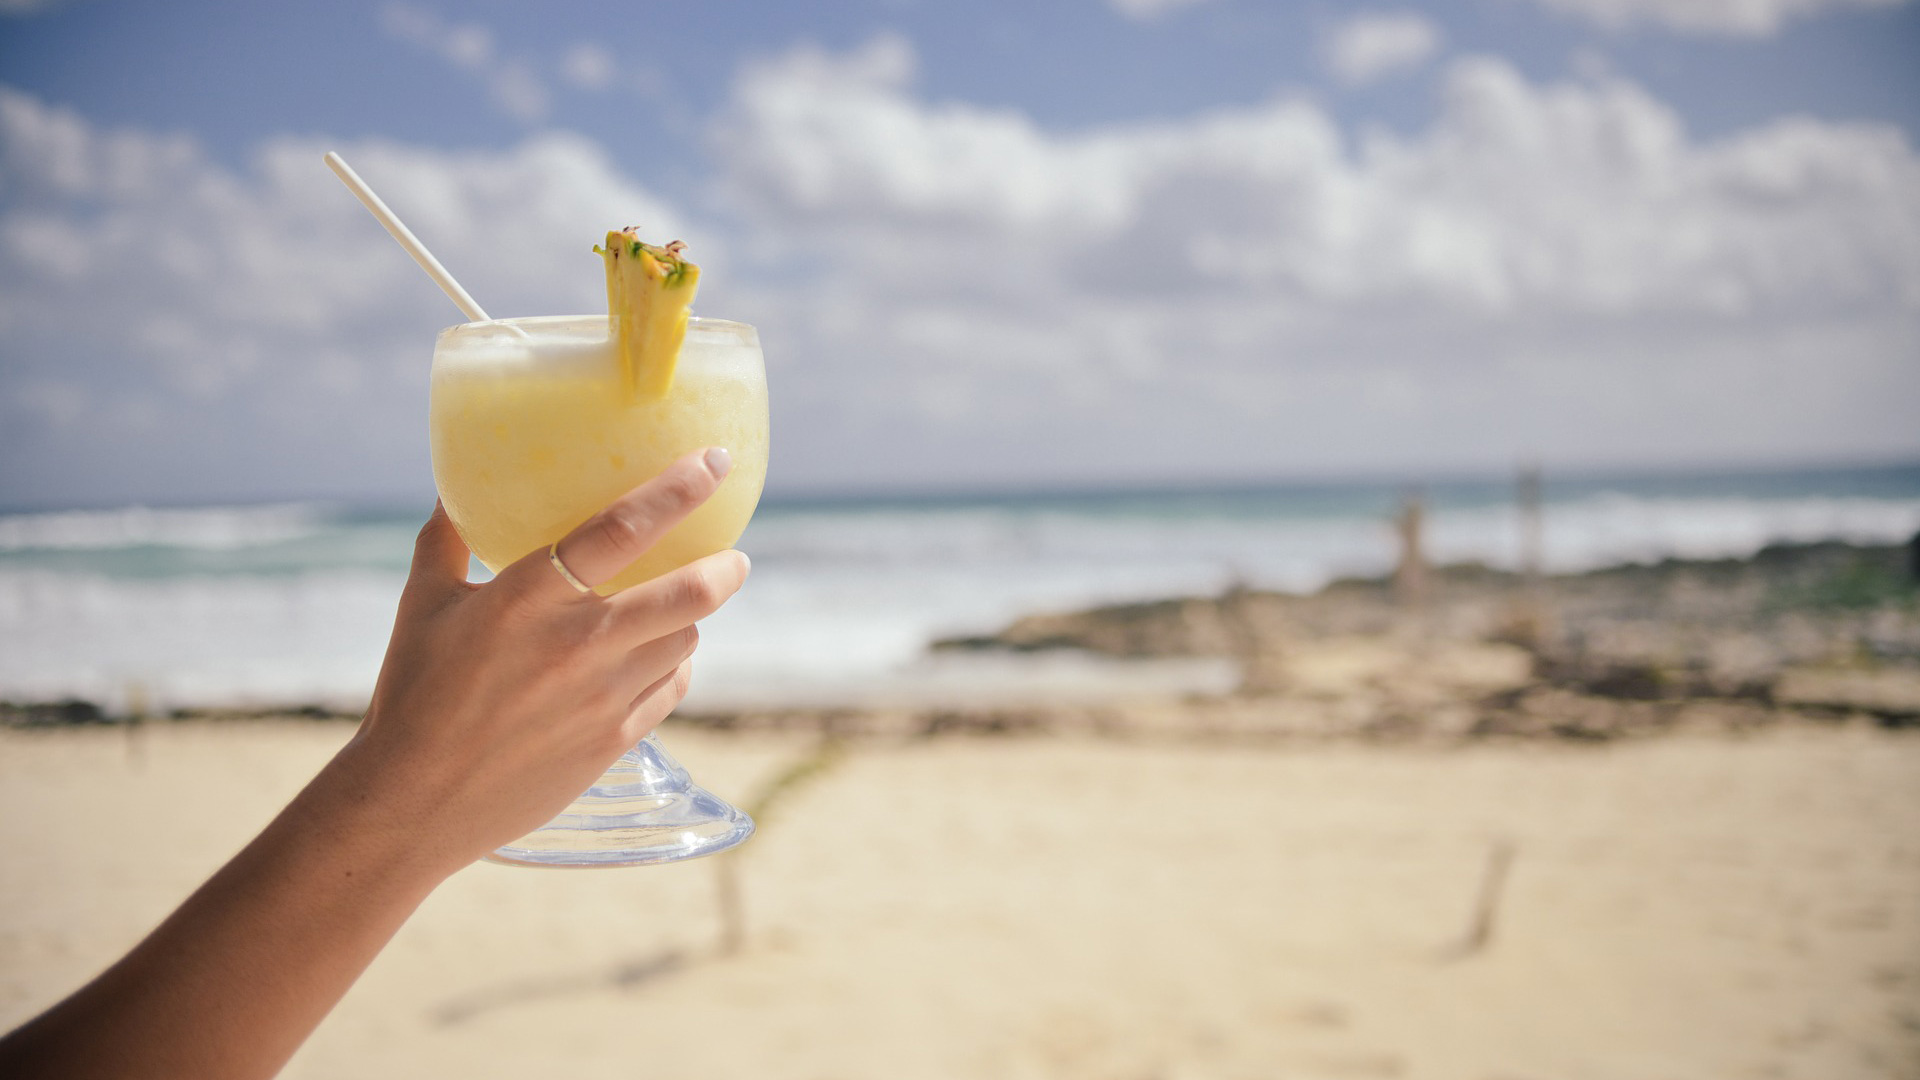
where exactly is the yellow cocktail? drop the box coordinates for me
[430,315,768,590]
[427,313,769,867]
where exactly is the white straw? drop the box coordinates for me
[324,151,492,323]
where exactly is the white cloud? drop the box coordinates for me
[1107,0,1214,20]
[380,4,551,122]
[0,87,698,503]
[1324,12,1444,86]
[1514,0,1910,36]
[717,35,1138,231]
[3,32,1918,505]
[708,37,1920,486]
[560,43,616,91]
[720,39,1918,317]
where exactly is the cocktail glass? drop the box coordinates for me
[429,314,769,867]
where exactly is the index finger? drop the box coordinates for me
[503,447,733,601]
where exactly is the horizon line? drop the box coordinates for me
[4,451,1920,517]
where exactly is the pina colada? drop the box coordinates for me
[324,150,762,867]
[429,315,768,592]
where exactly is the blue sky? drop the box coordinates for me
[9,1,1918,151]
[1,0,1917,506]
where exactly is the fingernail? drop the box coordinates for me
[704,447,733,479]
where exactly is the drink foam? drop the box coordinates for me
[435,316,762,381]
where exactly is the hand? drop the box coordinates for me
[324,446,751,875]
[0,448,753,1080]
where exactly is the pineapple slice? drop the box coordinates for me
[595,227,700,400]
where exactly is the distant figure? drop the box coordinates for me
[1394,490,1428,610]
[1220,581,1287,695]
[1516,463,1544,589]
[1909,529,1920,582]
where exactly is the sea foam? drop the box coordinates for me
[3,472,1917,713]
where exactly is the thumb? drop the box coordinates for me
[402,502,471,607]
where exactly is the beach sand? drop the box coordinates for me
[2,719,1917,1079]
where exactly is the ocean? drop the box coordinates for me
[4,463,1918,715]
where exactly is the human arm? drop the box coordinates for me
[0,447,749,1080]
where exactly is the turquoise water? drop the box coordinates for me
[3,462,1918,711]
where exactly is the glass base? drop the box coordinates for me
[485,733,753,868]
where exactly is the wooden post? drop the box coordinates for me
[715,855,744,957]
[1511,463,1549,650]
[710,738,846,957]
[1439,838,1518,962]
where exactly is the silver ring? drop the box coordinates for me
[548,543,593,594]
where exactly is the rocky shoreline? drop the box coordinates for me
[923,538,1920,740]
